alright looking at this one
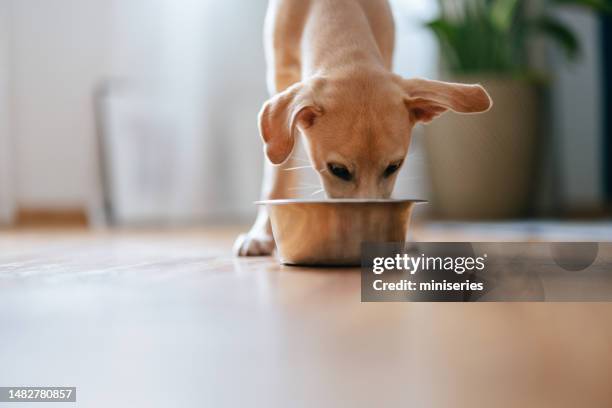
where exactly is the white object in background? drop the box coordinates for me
[100,84,193,225]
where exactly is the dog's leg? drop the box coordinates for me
[234,2,304,256]
[234,65,300,255]
[233,155,297,256]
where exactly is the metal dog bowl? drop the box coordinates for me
[257,199,426,266]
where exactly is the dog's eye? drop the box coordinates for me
[384,162,402,178]
[328,163,352,181]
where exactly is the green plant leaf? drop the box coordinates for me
[426,18,460,69]
[530,15,580,60]
[426,1,526,75]
[490,0,520,31]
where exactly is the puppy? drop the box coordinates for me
[234,0,492,256]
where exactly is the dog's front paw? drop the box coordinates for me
[233,230,275,256]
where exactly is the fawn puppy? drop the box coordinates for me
[234,0,492,256]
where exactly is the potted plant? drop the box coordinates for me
[422,0,611,219]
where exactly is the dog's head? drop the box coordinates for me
[258,71,492,198]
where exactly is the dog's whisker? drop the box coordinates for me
[405,151,425,156]
[291,157,311,164]
[311,188,325,196]
[283,165,314,171]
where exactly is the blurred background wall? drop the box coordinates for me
[0,0,14,224]
[9,0,110,210]
[0,0,608,226]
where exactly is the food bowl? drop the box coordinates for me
[257,199,426,266]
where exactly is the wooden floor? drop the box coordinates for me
[0,224,611,407]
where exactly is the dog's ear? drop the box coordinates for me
[258,81,323,165]
[398,78,492,123]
